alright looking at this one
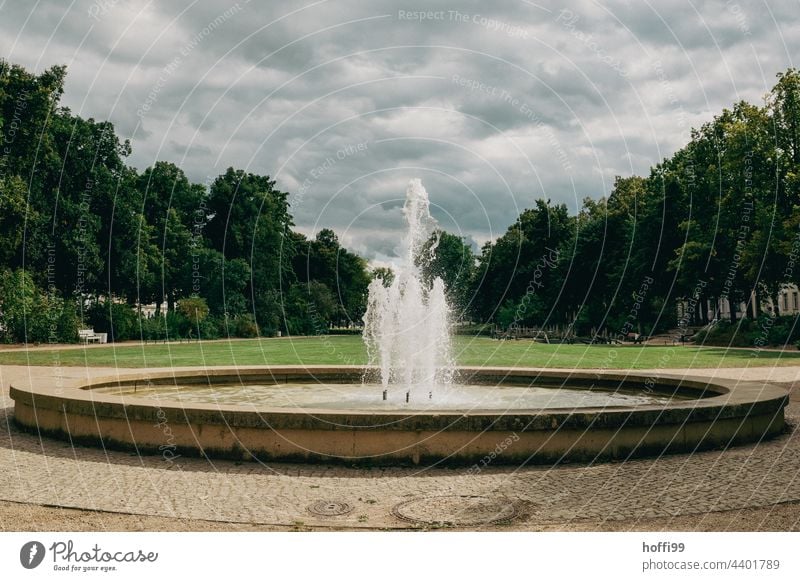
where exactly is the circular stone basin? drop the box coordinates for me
[96,381,678,411]
[10,366,789,466]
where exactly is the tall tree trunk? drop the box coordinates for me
[751,290,759,319]
[729,296,737,323]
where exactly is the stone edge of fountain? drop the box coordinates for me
[10,366,788,466]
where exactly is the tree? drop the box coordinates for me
[139,161,203,228]
[177,296,210,336]
[292,229,371,327]
[770,70,800,300]
[0,175,29,264]
[0,61,67,181]
[420,230,475,318]
[206,168,294,332]
[3,58,800,346]
[770,68,800,170]
[284,280,337,335]
[136,162,206,311]
[195,247,250,317]
[471,200,572,326]
[0,269,76,343]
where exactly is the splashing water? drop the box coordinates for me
[363,179,453,399]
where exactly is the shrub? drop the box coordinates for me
[55,303,79,343]
[233,314,259,338]
[164,310,190,340]
[0,269,78,343]
[177,296,210,326]
[137,314,166,342]
[767,314,800,346]
[198,314,222,340]
[693,320,754,347]
[327,327,363,335]
[453,323,493,336]
[693,315,800,348]
[86,300,138,342]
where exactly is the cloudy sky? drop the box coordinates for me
[1,0,798,262]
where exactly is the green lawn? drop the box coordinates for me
[1,335,800,369]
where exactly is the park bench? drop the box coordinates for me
[78,329,108,344]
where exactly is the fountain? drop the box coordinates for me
[9,181,789,465]
[363,179,453,401]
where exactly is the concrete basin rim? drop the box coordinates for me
[8,366,788,427]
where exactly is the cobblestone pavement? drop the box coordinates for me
[1,365,799,530]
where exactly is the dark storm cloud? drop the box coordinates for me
[1,0,797,261]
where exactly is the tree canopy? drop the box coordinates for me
[0,60,370,342]
[2,60,800,347]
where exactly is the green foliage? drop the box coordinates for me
[137,315,167,342]
[465,69,800,342]
[471,199,571,325]
[0,61,376,344]
[693,320,755,347]
[0,175,29,264]
[693,315,800,348]
[232,314,259,338]
[292,229,370,326]
[420,230,475,318]
[178,296,210,325]
[767,314,800,346]
[86,301,137,342]
[205,168,296,329]
[0,269,77,343]
[370,267,394,287]
[197,249,250,317]
[283,280,337,335]
[496,300,520,329]
[197,315,222,340]
[55,304,79,343]
[2,60,800,347]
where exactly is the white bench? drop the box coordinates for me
[78,329,108,344]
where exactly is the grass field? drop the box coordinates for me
[1,335,800,369]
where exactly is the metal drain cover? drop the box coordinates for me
[307,500,354,517]
[392,495,518,526]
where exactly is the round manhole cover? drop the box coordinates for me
[307,500,354,517]
[392,495,518,526]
